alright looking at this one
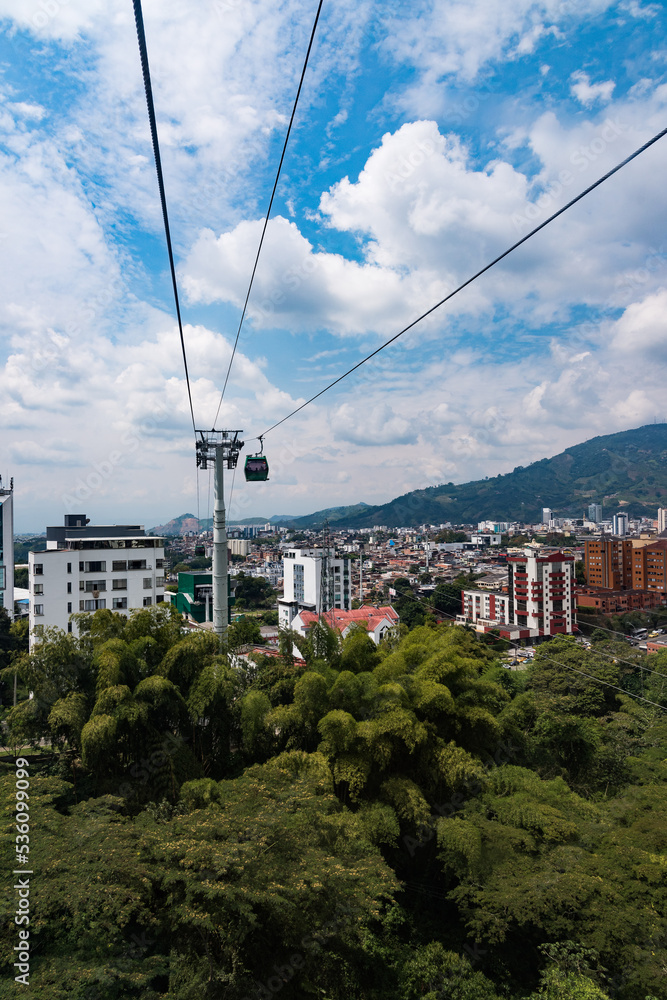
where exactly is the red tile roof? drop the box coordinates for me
[297,605,398,635]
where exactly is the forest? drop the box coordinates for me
[1,605,665,1000]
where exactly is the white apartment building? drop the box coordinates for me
[460,590,510,626]
[230,539,251,557]
[278,547,351,629]
[659,508,667,534]
[612,512,629,537]
[508,551,575,635]
[28,514,165,646]
[0,477,14,617]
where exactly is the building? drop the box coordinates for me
[631,540,667,593]
[168,571,235,625]
[460,590,511,626]
[278,547,351,629]
[576,586,666,614]
[612,512,629,537]
[588,503,603,523]
[230,539,251,557]
[658,508,667,534]
[470,533,502,547]
[292,605,399,644]
[585,536,666,593]
[28,514,165,645]
[508,551,575,635]
[541,507,552,526]
[585,537,633,590]
[0,477,13,617]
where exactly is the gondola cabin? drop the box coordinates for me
[194,544,205,557]
[244,455,269,482]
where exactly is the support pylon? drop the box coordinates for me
[196,430,243,647]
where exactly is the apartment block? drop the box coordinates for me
[631,540,667,593]
[0,478,13,616]
[460,590,510,626]
[508,551,575,635]
[29,514,165,645]
[278,547,351,629]
[585,537,633,590]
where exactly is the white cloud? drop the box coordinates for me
[570,70,615,107]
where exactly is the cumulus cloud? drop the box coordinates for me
[570,70,615,107]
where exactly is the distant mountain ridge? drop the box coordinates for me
[151,425,667,533]
[287,424,667,529]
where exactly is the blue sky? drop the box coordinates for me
[1,0,667,531]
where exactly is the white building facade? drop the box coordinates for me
[508,551,575,635]
[460,590,511,626]
[612,512,629,537]
[0,478,14,617]
[28,514,165,646]
[278,547,351,629]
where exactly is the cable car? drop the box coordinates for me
[245,454,269,482]
[194,544,205,557]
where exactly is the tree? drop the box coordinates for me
[227,616,263,648]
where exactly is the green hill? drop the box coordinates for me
[289,423,667,528]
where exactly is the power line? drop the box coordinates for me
[254,123,667,441]
[132,0,197,434]
[381,580,667,713]
[212,0,325,427]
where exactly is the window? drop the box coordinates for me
[84,580,106,592]
[112,560,127,572]
[82,599,106,611]
[155,595,164,604]
[33,564,43,576]
[67,622,72,633]
[113,597,128,610]
[34,604,44,616]
[67,602,72,613]
[33,624,44,637]
[85,561,106,573]
[79,561,84,572]
[67,582,72,594]
[33,584,43,595]
[112,579,127,591]
[155,576,165,587]
[143,578,153,589]
[67,562,72,573]
[128,559,147,571]
[156,559,164,569]
[143,596,152,607]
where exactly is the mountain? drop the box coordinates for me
[149,514,295,535]
[287,424,667,529]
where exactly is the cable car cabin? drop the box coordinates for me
[245,456,269,482]
[194,544,205,557]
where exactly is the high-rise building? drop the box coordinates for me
[278,547,351,629]
[541,507,552,526]
[630,540,667,593]
[658,508,667,534]
[588,503,603,523]
[0,477,14,617]
[508,551,575,634]
[612,512,629,537]
[28,514,165,646]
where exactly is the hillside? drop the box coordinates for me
[289,423,667,528]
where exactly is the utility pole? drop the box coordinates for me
[196,430,243,648]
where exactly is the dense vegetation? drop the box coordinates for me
[286,423,667,527]
[1,606,666,999]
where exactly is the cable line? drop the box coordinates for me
[388,584,667,713]
[255,123,667,441]
[212,0,325,427]
[132,0,197,433]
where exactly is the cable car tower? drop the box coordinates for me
[195,429,243,645]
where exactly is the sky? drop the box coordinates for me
[1,0,667,532]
